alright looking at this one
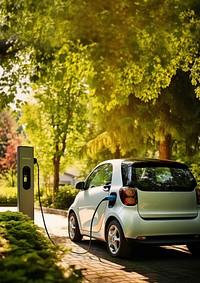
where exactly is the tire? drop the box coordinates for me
[106,220,130,258]
[68,212,83,242]
[187,243,200,257]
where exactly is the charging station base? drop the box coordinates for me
[17,146,34,220]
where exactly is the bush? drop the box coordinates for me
[0,211,82,282]
[191,164,200,186]
[0,194,17,206]
[54,186,79,210]
[0,185,17,206]
[36,185,79,210]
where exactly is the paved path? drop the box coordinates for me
[1,207,200,283]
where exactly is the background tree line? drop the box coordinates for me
[0,0,200,202]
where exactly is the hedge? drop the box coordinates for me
[0,211,82,282]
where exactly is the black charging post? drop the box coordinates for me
[17,146,34,220]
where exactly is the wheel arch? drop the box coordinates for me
[68,208,82,231]
[105,216,124,239]
[68,208,75,216]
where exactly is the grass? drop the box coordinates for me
[0,182,17,206]
[0,184,17,196]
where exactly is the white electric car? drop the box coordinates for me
[68,159,200,257]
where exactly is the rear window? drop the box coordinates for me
[122,163,197,191]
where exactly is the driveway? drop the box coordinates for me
[35,209,200,283]
[1,207,200,283]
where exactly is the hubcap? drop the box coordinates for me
[107,224,121,255]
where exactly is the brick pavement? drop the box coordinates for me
[53,236,200,283]
[32,208,199,283]
[1,208,200,283]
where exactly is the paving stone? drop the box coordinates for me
[1,208,200,283]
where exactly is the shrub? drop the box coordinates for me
[0,194,17,206]
[191,164,200,186]
[0,185,17,206]
[54,185,79,210]
[0,211,82,282]
[36,185,79,210]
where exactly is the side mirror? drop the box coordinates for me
[75,181,85,190]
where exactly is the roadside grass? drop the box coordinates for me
[0,183,17,206]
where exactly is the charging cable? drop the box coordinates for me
[34,158,56,245]
[34,157,117,254]
[72,194,116,255]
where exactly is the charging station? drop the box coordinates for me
[17,146,34,220]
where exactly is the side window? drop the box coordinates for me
[85,164,113,190]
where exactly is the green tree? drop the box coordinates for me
[67,0,200,161]
[21,41,94,201]
[157,70,200,162]
[1,0,200,167]
[0,109,22,185]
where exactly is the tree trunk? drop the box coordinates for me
[11,169,15,187]
[114,145,121,158]
[52,155,61,205]
[159,134,172,160]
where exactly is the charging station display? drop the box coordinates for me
[22,166,31,190]
[17,146,34,220]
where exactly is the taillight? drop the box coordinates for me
[119,187,137,206]
[196,187,200,205]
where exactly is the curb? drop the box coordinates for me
[34,206,68,217]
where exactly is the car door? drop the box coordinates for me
[77,163,113,233]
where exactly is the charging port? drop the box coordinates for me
[108,193,117,208]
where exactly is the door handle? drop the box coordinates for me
[103,182,111,191]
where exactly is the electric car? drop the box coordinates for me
[68,159,200,258]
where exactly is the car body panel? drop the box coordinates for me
[75,186,109,232]
[115,204,200,239]
[137,190,198,219]
[69,159,200,247]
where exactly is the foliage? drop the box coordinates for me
[0,211,82,282]
[54,186,79,210]
[0,194,17,205]
[36,185,78,210]
[0,181,17,205]
[60,0,200,103]
[0,181,17,206]
[20,40,94,199]
[1,0,200,183]
[58,0,200,162]
[0,109,16,158]
[0,109,22,186]
[191,163,200,186]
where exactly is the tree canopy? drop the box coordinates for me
[0,109,22,186]
[20,41,94,197]
[0,0,200,187]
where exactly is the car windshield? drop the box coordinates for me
[122,162,197,191]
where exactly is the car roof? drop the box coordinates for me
[123,158,188,168]
[100,158,188,169]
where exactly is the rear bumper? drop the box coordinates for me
[118,207,200,242]
[127,234,200,246]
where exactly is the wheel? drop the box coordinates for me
[187,243,200,257]
[106,220,130,258]
[68,212,83,242]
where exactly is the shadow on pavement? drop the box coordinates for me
[60,237,200,283]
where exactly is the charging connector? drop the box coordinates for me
[103,195,116,201]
